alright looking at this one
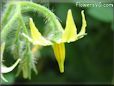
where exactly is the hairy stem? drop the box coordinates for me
[1,12,18,42]
[1,4,21,42]
[19,1,63,31]
[18,1,63,42]
[1,3,13,26]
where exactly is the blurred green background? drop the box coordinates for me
[1,0,114,85]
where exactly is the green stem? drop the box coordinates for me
[19,15,32,79]
[2,1,64,42]
[1,4,21,42]
[19,15,38,76]
[14,17,21,43]
[19,1,63,30]
[1,12,18,42]
[19,14,30,51]
[19,15,28,34]
[1,3,14,26]
[18,1,63,42]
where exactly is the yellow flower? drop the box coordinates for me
[0,42,21,82]
[22,9,87,73]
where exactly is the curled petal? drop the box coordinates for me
[1,59,21,73]
[29,18,52,46]
[62,9,77,43]
[77,10,87,39]
[52,43,65,73]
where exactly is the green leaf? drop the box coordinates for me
[87,7,113,22]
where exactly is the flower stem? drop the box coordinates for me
[1,4,20,42]
[1,3,13,26]
[1,12,18,42]
[18,1,63,42]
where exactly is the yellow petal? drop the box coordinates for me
[52,43,65,73]
[77,10,87,39]
[62,9,77,43]
[29,18,52,46]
